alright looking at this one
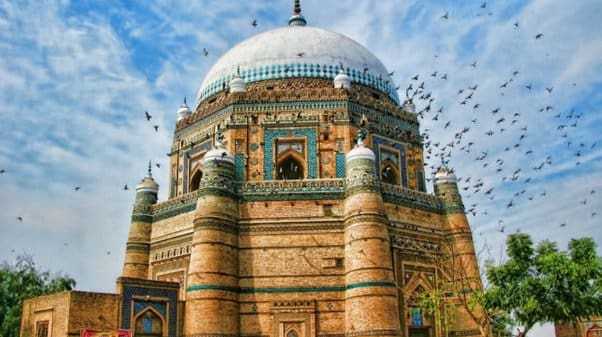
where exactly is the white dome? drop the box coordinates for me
[202,147,234,165]
[195,25,399,107]
[229,75,247,93]
[434,167,457,185]
[346,143,375,162]
[176,102,191,122]
[402,99,416,114]
[334,70,351,89]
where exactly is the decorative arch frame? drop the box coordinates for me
[132,306,166,337]
[381,160,400,185]
[276,149,306,180]
[274,137,307,180]
[586,324,602,337]
[377,144,402,186]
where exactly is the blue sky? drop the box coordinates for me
[1,1,601,335]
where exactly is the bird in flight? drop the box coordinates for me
[153,125,159,132]
[0,169,5,174]
[513,21,519,29]
[470,61,477,68]
[441,11,449,20]
[123,184,129,191]
[74,186,81,191]
[203,48,209,57]
[297,51,304,57]
[535,33,543,39]
[251,19,257,27]
[145,111,152,121]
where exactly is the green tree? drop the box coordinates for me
[485,234,602,337]
[0,254,76,337]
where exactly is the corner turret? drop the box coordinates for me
[343,130,401,337]
[185,132,240,336]
[122,162,158,279]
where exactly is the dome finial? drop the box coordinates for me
[147,160,153,178]
[289,0,307,26]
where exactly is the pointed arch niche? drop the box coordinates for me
[188,160,204,192]
[275,137,306,180]
[133,307,165,337]
[379,146,400,185]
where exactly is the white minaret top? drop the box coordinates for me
[334,69,351,89]
[288,0,307,26]
[136,161,159,193]
[176,98,192,122]
[434,166,458,185]
[202,132,235,165]
[346,129,375,162]
[229,66,247,93]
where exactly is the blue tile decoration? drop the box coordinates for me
[335,152,346,178]
[120,281,178,337]
[372,135,407,187]
[195,64,400,107]
[264,128,317,180]
[417,171,425,192]
[134,301,167,317]
[235,153,245,182]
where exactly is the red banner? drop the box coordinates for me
[81,329,132,337]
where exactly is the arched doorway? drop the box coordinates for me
[189,170,203,192]
[381,162,399,185]
[134,309,164,337]
[587,324,602,337]
[277,155,303,180]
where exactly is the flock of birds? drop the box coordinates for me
[396,4,599,236]
[2,2,599,257]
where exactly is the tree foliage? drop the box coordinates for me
[0,254,76,337]
[485,234,602,337]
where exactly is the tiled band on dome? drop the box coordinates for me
[196,64,400,107]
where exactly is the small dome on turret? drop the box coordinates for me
[334,69,351,89]
[202,133,234,165]
[176,99,192,122]
[137,162,159,194]
[402,99,416,114]
[434,166,457,185]
[346,129,375,162]
[230,67,247,93]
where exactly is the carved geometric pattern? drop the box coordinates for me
[196,63,400,106]
[241,179,345,202]
[264,128,317,180]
